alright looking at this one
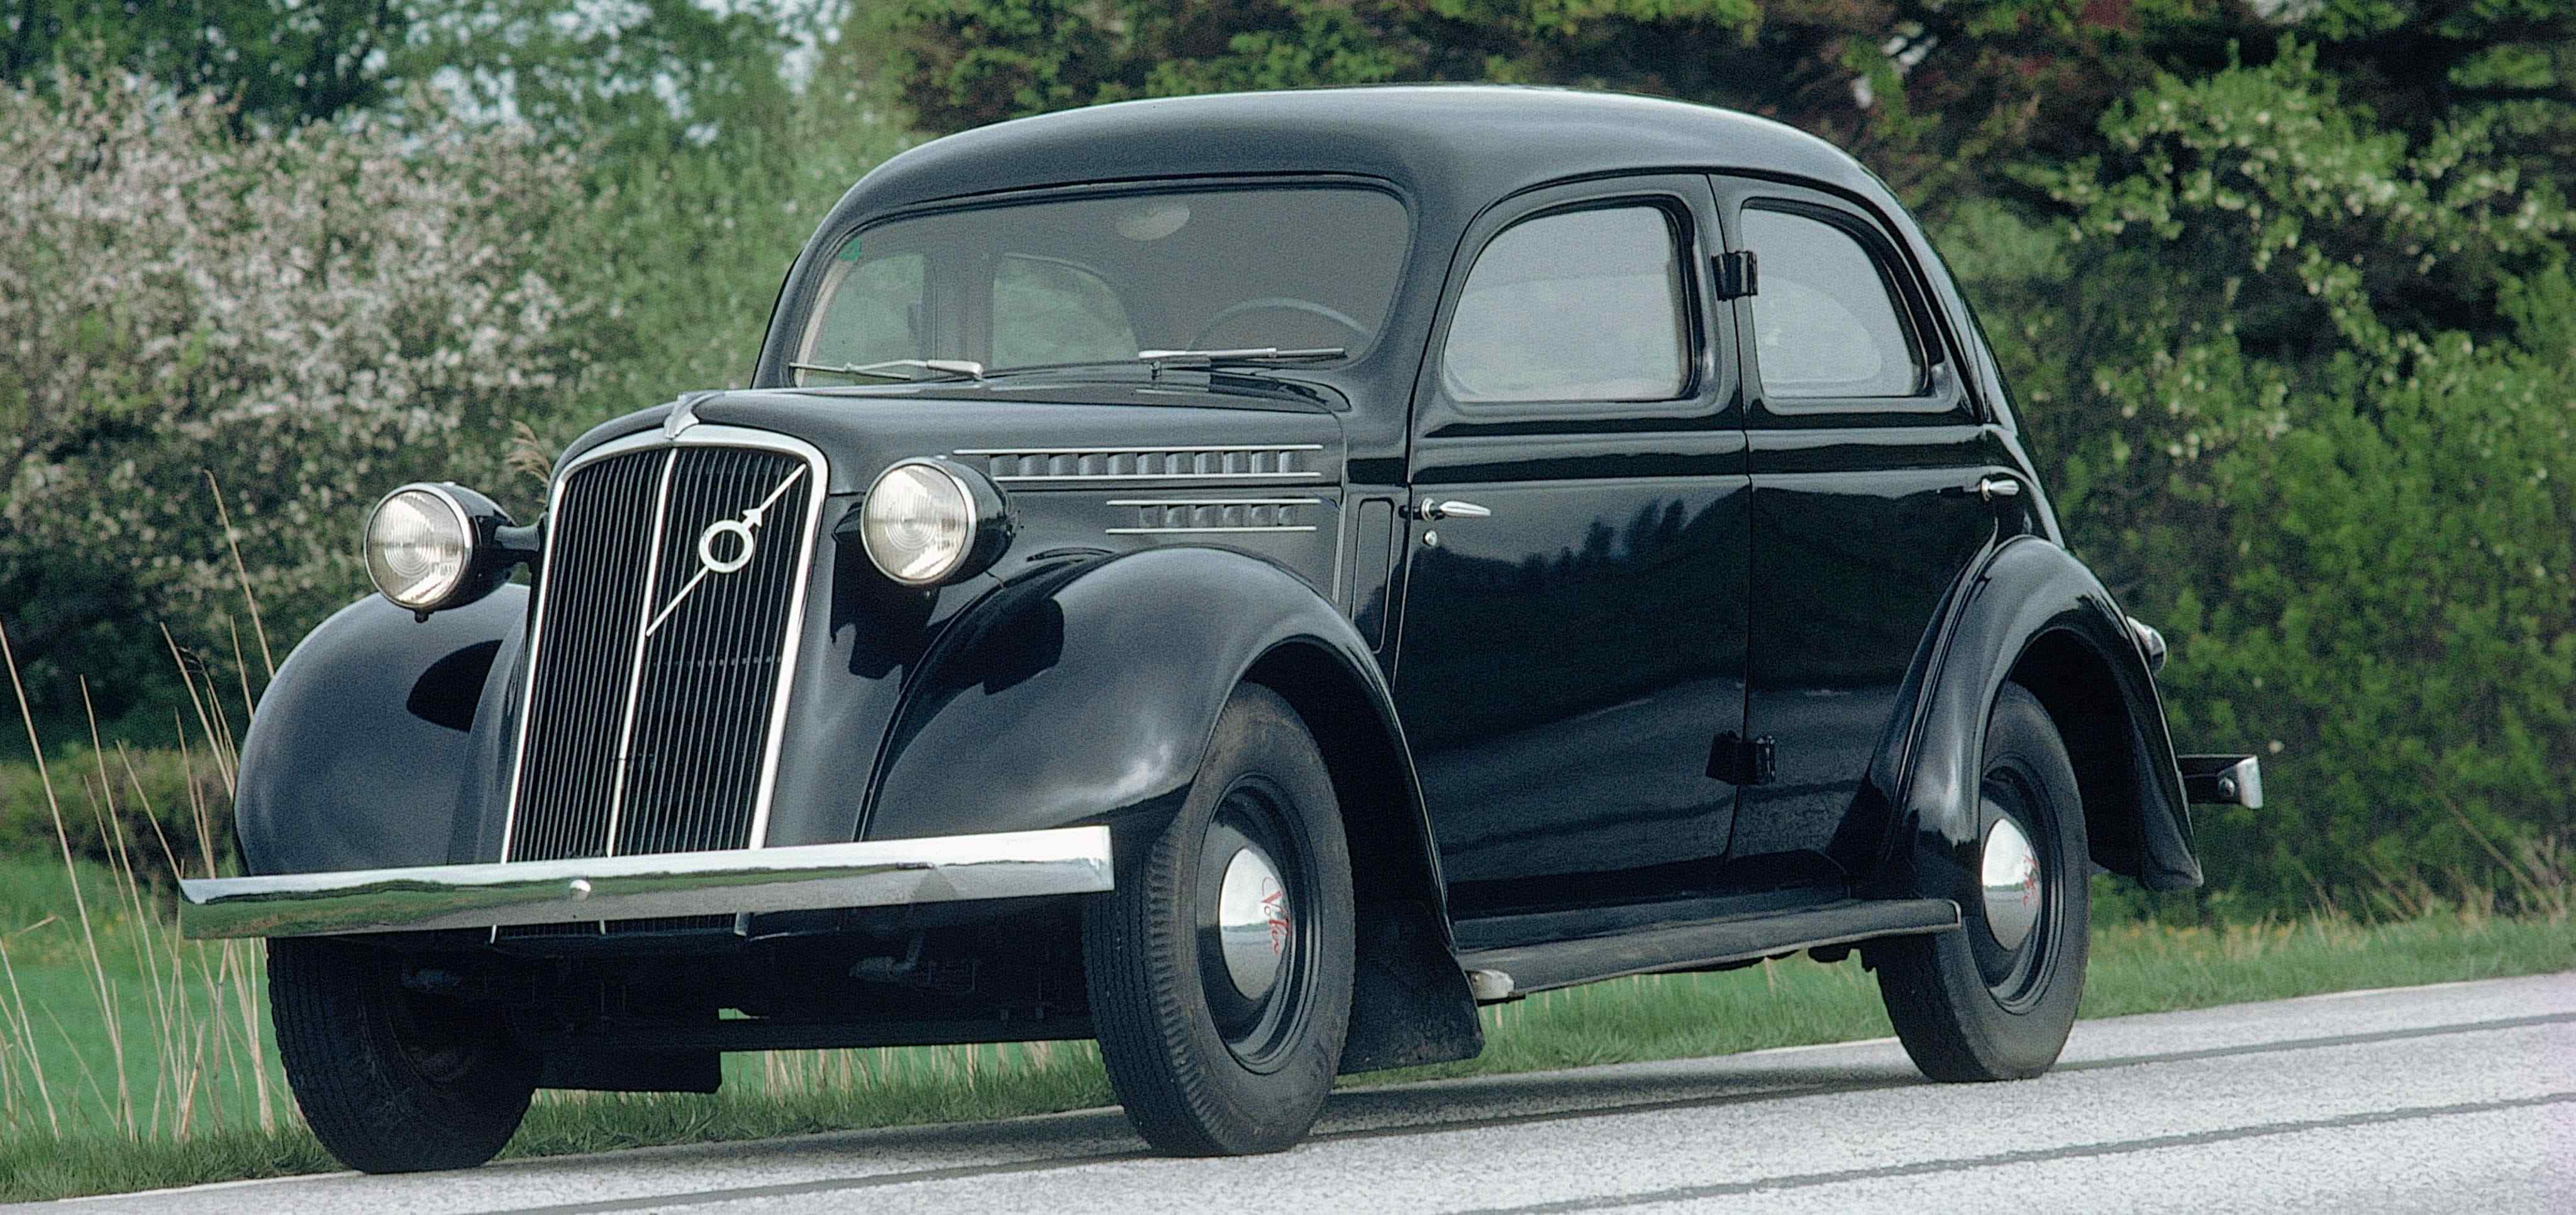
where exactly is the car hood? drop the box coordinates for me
[562,384,1346,495]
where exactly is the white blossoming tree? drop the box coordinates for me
[1,74,595,723]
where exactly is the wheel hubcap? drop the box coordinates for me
[1194,780,1316,1071]
[1980,814,2043,953]
[1216,845,1291,1001]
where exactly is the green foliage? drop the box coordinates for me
[1965,40,2576,913]
[0,0,406,126]
[554,48,916,457]
[869,1,2311,197]
[0,748,233,890]
[0,73,602,751]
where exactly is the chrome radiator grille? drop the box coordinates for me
[504,433,823,865]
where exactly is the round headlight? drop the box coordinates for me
[860,461,977,585]
[858,458,1013,586]
[365,484,477,611]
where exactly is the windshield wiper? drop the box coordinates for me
[971,348,1347,385]
[790,358,986,384]
[1134,347,1345,370]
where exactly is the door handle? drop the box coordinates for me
[1414,499,1492,521]
[1953,475,2021,503]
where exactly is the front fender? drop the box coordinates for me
[235,589,526,875]
[865,548,1423,852]
[1863,536,2201,900]
[867,546,1477,1072]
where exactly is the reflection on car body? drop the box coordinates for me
[180,86,2264,1171]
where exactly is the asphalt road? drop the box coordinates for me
[50,972,2575,1214]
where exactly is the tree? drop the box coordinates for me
[0,74,596,739]
[3,0,408,127]
[867,1,2236,199]
[1977,42,2576,911]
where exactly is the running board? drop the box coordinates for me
[1456,898,1960,1001]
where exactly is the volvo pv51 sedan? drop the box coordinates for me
[183,86,2264,1170]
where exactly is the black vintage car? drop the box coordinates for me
[181,86,2262,1170]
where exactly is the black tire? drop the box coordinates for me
[1870,682,2090,1082]
[269,937,536,1172]
[1083,684,1355,1155]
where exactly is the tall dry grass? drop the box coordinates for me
[0,480,1109,1152]
[0,589,286,1143]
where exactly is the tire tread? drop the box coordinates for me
[270,938,534,1172]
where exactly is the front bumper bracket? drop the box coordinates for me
[2177,754,2263,809]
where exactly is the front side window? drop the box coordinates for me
[1443,206,1689,404]
[1742,208,1923,399]
[797,187,1408,379]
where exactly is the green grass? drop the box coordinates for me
[3,851,2568,1204]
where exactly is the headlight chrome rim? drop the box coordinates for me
[860,458,1009,587]
[365,482,480,611]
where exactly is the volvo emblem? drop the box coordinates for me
[697,518,757,574]
[644,464,809,638]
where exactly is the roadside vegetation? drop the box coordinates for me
[3,829,2566,1202]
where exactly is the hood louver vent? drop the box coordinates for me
[955,445,1323,484]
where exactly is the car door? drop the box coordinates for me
[1390,175,1753,926]
[1717,177,2016,890]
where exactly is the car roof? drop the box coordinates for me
[762,87,1991,438]
[826,85,1890,222]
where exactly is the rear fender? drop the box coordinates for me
[1862,536,2201,901]
[235,589,527,875]
[866,546,1480,1072]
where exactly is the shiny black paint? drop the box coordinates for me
[1858,536,2200,897]
[1716,171,2029,892]
[562,388,1340,496]
[1396,465,1752,919]
[1730,427,2009,888]
[865,548,1433,872]
[235,89,2216,1030]
[1390,174,1750,928]
[236,588,527,874]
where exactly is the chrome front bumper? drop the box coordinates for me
[178,826,1114,940]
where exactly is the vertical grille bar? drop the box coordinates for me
[599,451,680,858]
[502,433,823,873]
[503,450,661,862]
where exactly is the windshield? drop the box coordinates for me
[795,186,1409,383]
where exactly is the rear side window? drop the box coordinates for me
[1443,206,1689,404]
[1742,208,1921,399]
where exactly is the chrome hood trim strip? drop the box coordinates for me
[180,826,1113,939]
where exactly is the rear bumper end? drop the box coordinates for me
[2178,754,2263,808]
[178,826,1114,940]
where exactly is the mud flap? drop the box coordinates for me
[1337,897,1484,1075]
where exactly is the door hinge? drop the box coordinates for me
[1714,250,1759,300]
[1706,732,1777,785]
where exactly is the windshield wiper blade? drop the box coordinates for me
[790,358,985,383]
[962,348,1350,385]
[1134,347,1345,369]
